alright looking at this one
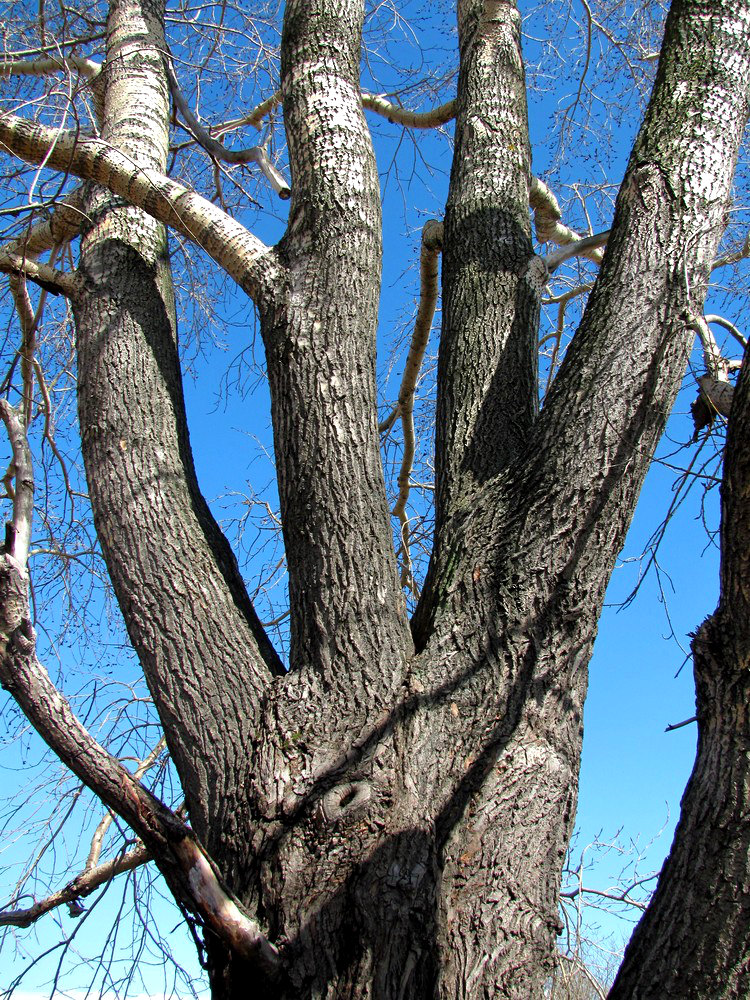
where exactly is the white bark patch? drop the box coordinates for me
[288,63,368,194]
[173,837,279,968]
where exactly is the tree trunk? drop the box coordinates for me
[71,0,280,893]
[609,343,750,1000]
[207,1,750,997]
[1,0,749,996]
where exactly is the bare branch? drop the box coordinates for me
[0,251,80,297]
[530,177,607,262]
[165,54,290,199]
[0,56,104,124]
[389,220,443,585]
[543,229,611,273]
[212,92,283,138]
[87,736,167,871]
[3,186,87,258]
[665,715,698,733]
[704,313,748,350]
[540,283,595,399]
[2,35,106,61]
[555,953,609,1000]
[213,89,457,139]
[0,613,279,973]
[361,92,456,128]
[711,229,750,271]
[0,400,34,569]
[0,113,283,304]
[0,54,102,80]
[0,843,151,928]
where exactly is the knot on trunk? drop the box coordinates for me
[318,781,372,824]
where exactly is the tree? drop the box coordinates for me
[0,0,748,996]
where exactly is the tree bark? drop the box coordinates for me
[70,0,280,890]
[609,353,750,1000]
[0,0,749,996]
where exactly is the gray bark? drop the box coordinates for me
[0,0,749,997]
[71,0,280,887]
[609,312,750,1000]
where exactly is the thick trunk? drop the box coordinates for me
[610,344,750,999]
[200,0,750,995]
[71,0,278,882]
[1,0,750,996]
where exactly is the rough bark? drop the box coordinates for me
[609,353,750,999]
[406,0,750,993]
[264,0,412,683]
[0,0,749,997]
[70,0,281,889]
[434,0,538,535]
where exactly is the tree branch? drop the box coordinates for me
[0,114,283,305]
[0,56,104,124]
[3,186,87,258]
[665,715,697,733]
[704,313,747,350]
[530,177,607,262]
[361,92,456,127]
[0,401,33,569]
[213,89,457,139]
[0,842,151,928]
[0,252,80,297]
[164,52,290,198]
[390,221,443,585]
[542,229,610,273]
[0,586,279,971]
[86,736,167,870]
[0,55,101,79]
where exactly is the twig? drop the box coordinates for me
[33,356,74,508]
[0,843,151,928]
[711,229,750,271]
[665,715,697,733]
[555,953,608,1000]
[86,736,168,871]
[164,53,290,199]
[560,0,594,127]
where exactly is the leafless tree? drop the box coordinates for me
[0,0,748,997]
